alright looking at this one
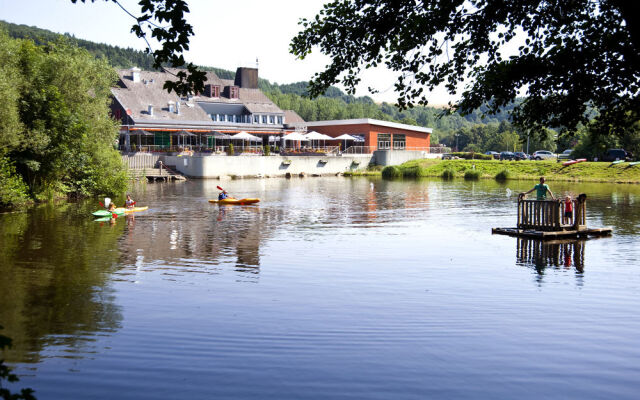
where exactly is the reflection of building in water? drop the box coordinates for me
[516,238,585,273]
[118,206,287,273]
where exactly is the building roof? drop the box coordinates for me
[305,118,433,134]
[112,68,285,127]
[283,110,306,125]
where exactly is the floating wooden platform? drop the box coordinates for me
[493,193,613,240]
[492,227,612,239]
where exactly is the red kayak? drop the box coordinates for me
[562,158,586,166]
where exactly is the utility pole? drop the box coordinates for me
[526,133,530,154]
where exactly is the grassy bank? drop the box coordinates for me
[345,159,640,183]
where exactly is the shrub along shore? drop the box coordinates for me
[346,159,640,183]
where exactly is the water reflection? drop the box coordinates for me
[0,204,123,363]
[516,237,585,276]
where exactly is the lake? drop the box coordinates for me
[1,177,639,399]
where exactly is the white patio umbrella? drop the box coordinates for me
[334,133,359,151]
[283,132,309,151]
[231,131,261,151]
[304,131,333,149]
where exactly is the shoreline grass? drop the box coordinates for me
[346,159,640,184]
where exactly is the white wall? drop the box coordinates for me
[163,154,373,178]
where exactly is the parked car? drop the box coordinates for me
[442,153,458,160]
[532,150,555,160]
[557,149,573,161]
[485,151,500,159]
[514,152,530,161]
[599,148,633,162]
[500,151,516,161]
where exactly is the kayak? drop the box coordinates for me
[209,198,260,205]
[629,161,640,166]
[124,206,148,213]
[92,208,126,217]
[94,217,114,222]
[611,160,625,165]
[562,158,586,166]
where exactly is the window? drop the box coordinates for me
[254,115,260,123]
[262,115,268,124]
[220,114,226,122]
[211,114,218,122]
[269,115,275,124]
[230,86,239,99]
[377,133,391,149]
[392,134,406,149]
[277,116,283,124]
[213,85,220,97]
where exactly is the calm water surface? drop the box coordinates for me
[1,178,639,399]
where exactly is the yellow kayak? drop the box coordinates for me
[124,206,149,213]
[209,198,260,205]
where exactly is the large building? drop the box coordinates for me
[305,119,432,151]
[111,67,297,150]
[111,67,432,153]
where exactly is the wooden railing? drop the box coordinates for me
[517,194,587,231]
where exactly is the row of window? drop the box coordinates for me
[210,114,284,124]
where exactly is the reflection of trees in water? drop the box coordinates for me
[0,205,123,363]
[516,238,585,275]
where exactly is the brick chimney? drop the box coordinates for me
[234,67,258,89]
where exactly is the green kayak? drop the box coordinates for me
[92,208,126,217]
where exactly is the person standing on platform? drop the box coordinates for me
[521,177,555,201]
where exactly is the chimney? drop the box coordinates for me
[131,67,141,83]
[148,104,153,116]
[234,67,258,89]
[168,101,175,113]
[176,102,181,115]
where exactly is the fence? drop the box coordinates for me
[342,146,452,155]
[517,195,587,231]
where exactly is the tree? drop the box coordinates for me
[72,0,206,96]
[0,32,128,207]
[291,0,640,138]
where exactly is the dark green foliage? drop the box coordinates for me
[0,156,29,209]
[0,326,37,400]
[464,170,481,180]
[291,0,640,139]
[264,145,271,156]
[441,168,455,180]
[450,152,492,160]
[0,32,128,206]
[381,166,402,179]
[227,143,234,156]
[495,169,510,181]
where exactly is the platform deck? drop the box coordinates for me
[492,227,612,239]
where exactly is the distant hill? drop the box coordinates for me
[1,19,519,144]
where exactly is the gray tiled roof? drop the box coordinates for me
[113,68,284,125]
[284,110,306,124]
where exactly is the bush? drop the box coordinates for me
[263,145,271,156]
[0,156,30,209]
[227,143,234,156]
[441,168,455,179]
[381,165,403,179]
[464,170,481,180]
[450,152,493,160]
[495,169,510,181]
[401,165,423,178]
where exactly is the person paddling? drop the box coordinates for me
[521,177,555,200]
[218,189,229,200]
[124,194,135,209]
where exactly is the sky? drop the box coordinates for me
[0,0,458,105]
